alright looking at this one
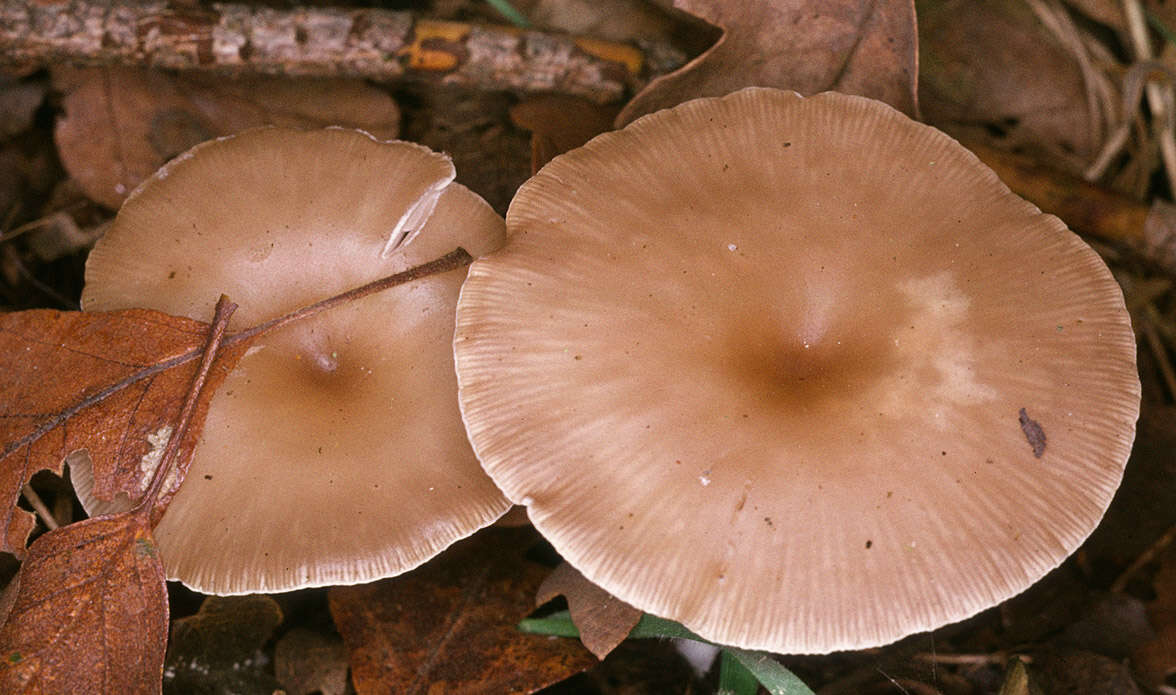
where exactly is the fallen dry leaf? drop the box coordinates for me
[0,300,235,694]
[919,0,1100,168]
[1134,623,1176,689]
[403,87,531,214]
[1085,407,1176,566]
[0,513,168,693]
[53,67,400,209]
[0,306,248,556]
[535,562,641,660]
[329,526,596,695]
[517,0,682,43]
[165,595,285,694]
[169,595,283,668]
[510,95,618,174]
[0,77,44,139]
[1132,542,1176,687]
[575,639,705,695]
[0,252,472,693]
[274,627,349,695]
[1033,649,1142,695]
[616,0,918,126]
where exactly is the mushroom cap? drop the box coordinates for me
[454,89,1140,653]
[81,127,511,594]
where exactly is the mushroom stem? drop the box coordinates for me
[136,295,236,521]
[226,247,473,347]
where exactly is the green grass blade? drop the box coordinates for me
[627,614,709,641]
[485,0,531,27]
[725,648,815,695]
[718,649,760,695]
[517,610,580,638]
[519,610,815,694]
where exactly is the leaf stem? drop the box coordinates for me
[2,249,475,464]
[135,295,236,518]
[224,247,474,348]
[127,249,473,519]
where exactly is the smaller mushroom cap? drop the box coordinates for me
[454,89,1140,653]
[80,127,511,594]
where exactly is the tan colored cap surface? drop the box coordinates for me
[81,127,510,594]
[454,89,1140,653]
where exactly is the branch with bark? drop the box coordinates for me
[0,0,679,102]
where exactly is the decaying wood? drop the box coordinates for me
[967,140,1176,274]
[0,0,665,102]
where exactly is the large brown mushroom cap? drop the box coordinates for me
[81,127,511,594]
[454,89,1140,653]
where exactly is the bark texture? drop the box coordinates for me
[0,0,658,101]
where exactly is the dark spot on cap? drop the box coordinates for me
[1018,407,1047,458]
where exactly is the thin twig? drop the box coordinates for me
[873,668,912,695]
[1112,522,1176,593]
[135,295,235,521]
[20,483,59,530]
[0,205,91,246]
[914,652,1024,666]
[1,248,474,463]
[226,247,473,346]
[5,248,78,309]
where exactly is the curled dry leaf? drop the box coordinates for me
[518,0,683,43]
[168,595,283,668]
[510,95,619,175]
[535,562,642,660]
[274,628,349,695]
[53,67,400,209]
[0,307,249,556]
[1033,649,1142,695]
[919,0,1100,167]
[0,299,236,694]
[0,513,168,693]
[165,595,285,694]
[329,527,596,695]
[616,0,918,126]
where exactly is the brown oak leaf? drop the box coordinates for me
[919,0,1101,168]
[329,526,596,695]
[0,300,235,694]
[510,95,619,175]
[535,562,642,660]
[617,0,918,126]
[0,307,248,557]
[0,512,168,693]
[53,67,400,209]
